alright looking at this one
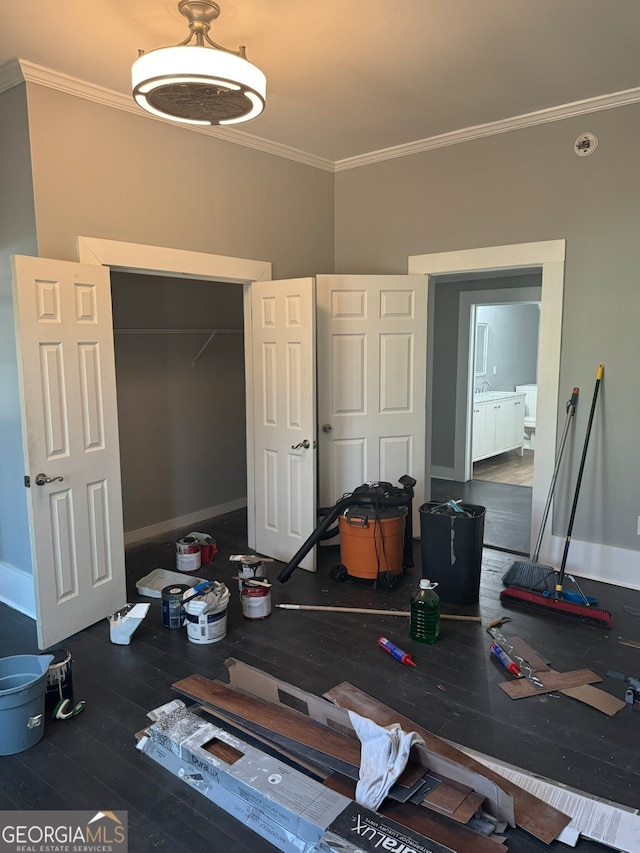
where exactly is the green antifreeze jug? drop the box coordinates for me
[410,579,440,644]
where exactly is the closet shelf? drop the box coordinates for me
[113,328,243,366]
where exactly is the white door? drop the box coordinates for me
[250,278,317,570]
[316,275,427,522]
[12,255,126,649]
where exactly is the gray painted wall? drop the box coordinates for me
[335,105,640,551]
[0,85,37,580]
[111,273,246,533]
[476,303,540,392]
[26,85,335,279]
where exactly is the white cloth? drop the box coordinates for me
[348,709,425,810]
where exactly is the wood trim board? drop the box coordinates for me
[323,681,571,845]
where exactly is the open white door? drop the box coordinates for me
[250,278,317,570]
[317,275,427,524]
[12,255,126,648]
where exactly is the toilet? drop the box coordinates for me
[515,384,537,449]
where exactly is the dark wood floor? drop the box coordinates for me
[2,508,639,853]
[431,477,532,554]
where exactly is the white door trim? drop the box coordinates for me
[77,237,272,283]
[76,236,273,552]
[409,240,565,561]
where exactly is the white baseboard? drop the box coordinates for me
[540,535,640,592]
[0,562,36,618]
[431,466,455,480]
[124,498,248,546]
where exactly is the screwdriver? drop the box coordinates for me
[378,636,416,667]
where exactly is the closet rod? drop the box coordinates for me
[113,328,243,366]
[114,328,243,335]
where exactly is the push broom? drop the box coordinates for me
[501,365,612,628]
[502,386,579,591]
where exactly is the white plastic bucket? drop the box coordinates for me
[183,584,230,644]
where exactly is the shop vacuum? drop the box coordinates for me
[277,475,416,589]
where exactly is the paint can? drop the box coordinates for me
[44,649,74,711]
[241,577,272,620]
[236,557,263,591]
[161,584,190,630]
[183,582,230,644]
[176,536,201,572]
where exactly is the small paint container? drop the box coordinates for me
[241,577,272,620]
[236,558,263,591]
[176,536,201,572]
[161,584,190,630]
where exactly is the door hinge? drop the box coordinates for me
[24,475,30,488]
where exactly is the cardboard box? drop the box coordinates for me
[138,702,456,853]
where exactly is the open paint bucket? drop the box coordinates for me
[161,584,190,630]
[241,578,272,620]
[176,536,201,572]
[183,582,230,644]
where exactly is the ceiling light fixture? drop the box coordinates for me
[132,0,266,127]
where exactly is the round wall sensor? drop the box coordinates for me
[574,133,598,156]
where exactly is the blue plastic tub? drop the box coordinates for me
[0,654,54,755]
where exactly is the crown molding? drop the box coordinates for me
[3,58,640,174]
[335,86,640,172]
[3,59,335,173]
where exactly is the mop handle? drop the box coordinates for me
[557,366,603,587]
[531,387,579,562]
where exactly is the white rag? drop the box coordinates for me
[348,709,425,810]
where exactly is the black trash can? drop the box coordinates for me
[419,502,485,605]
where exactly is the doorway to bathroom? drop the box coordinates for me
[470,300,540,489]
[429,272,542,554]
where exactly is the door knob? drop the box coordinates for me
[291,439,310,450]
[322,424,333,433]
[34,473,64,486]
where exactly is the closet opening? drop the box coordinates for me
[110,271,247,547]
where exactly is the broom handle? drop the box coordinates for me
[531,387,579,562]
[276,604,481,622]
[556,365,604,591]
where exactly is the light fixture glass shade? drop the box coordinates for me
[132,45,266,126]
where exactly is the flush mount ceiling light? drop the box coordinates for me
[132,0,266,126]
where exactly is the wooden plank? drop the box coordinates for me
[173,674,362,766]
[323,681,571,845]
[425,790,486,824]
[324,773,508,853]
[501,636,551,671]
[424,776,472,813]
[179,675,434,793]
[198,706,333,779]
[499,668,601,699]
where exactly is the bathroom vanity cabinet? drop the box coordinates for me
[472,392,525,462]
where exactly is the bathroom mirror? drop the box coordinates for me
[474,322,488,376]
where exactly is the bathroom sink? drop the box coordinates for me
[474,391,520,401]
